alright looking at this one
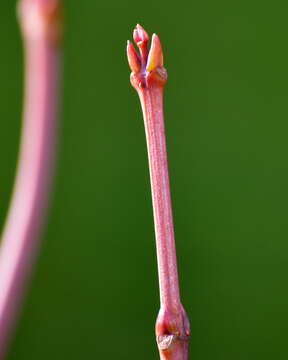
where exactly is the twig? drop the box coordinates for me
[0,1,61,357]
[127,25,190,360]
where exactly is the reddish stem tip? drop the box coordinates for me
[133,24,149,45]
[127,40,141,73]
[127,24,167,89]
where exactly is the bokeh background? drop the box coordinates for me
[1,1,288,359]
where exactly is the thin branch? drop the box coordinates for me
[0,1,61,357]
[127,25,190,360]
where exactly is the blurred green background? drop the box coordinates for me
[1,1,288,359]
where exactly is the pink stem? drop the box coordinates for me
[139,86,190,360]
[127,26,190,360]
[139,87,180,308]
[0,1,60,357]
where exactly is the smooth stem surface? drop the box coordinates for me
[139,85,190,360]
[0,1,60,358]
[127,25,190,360]
[139,87,180,308]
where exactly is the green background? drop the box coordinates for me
[1,1,288,359]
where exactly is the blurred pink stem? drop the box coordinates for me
[0,1,60,357]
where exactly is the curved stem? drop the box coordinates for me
[0,1,61,357]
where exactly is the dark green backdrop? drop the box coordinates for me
[1,1,288,359]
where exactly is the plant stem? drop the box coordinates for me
[0,1,61,357]
[138,86,180,308]
[127,25,190,360]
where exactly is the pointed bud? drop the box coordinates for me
[127,40,141,73]
[146,34,163,72]
[133,24,149,45]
